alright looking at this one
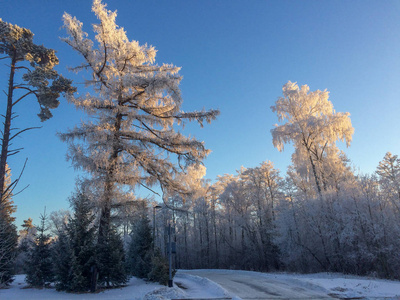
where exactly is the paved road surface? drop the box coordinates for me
[181,270,337,300]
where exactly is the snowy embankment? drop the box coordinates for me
[0,273,232,300]
[181,269,400,300]
[1,271,400,300]
[283,272,400,300]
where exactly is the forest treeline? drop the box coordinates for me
[152,151,400,279]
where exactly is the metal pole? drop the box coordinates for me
[153,206,156,251]
[168,223,173,287]
[153,205,161,252]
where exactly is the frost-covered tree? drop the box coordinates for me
[60,0,218,285]
[15,217,36,274]
[376,152,400,207]
[271,81,353,197]
[0,18,75,204]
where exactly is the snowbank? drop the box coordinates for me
[2,271,400,300]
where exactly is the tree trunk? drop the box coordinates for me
[0,51,16,206]
[309,154,323,199]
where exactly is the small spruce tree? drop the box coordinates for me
[25,211,54,287]
[53,191,97,292]
[127,214,171,285]
[52,228,73,291]
[66,192,96,292]
[148,248,171,286]
[96,225,127,287]
[96,227,128,287]
[127,215,153,278]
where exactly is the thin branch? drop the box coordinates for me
[2,158,28,201]
[9,126,42,142]
[12,90,36,106]
[139,182,161,197]
[7,148,23,156]
[14,66,31,72]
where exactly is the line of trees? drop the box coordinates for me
[148,83,400,280]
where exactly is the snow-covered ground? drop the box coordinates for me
[1,270,400,300]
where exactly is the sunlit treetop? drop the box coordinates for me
[60,0,219,199]
[271,81,354,152]
[0,18,76,121]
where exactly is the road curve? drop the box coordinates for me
[180,270,336,300]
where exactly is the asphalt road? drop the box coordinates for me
[181,270,337,300]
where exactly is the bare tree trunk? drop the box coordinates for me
[0,51,16,206]
[309,154,323,199]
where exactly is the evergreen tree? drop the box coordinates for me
[0,18,75,203]
[127,215,153,278]
[148,248,170,286]
[52,228,73,291]
[127,213,171,285]
[52,192,97,292]
[0,216,17,286]
[67,192,96,291]
[25,211,54,287]
[0,166,17,286]
[96,226,127,287]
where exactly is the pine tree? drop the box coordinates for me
[0,18,75,203]
[0,216,17,286]
[52,228,73,291]
[25,211,54,287]
[148,248,170,286]
[67,192,96,292]
[127,215,153,279]
[96,226,127,287]
[52,191,97,292]
[127,213,171,285]
[0,166,17,286]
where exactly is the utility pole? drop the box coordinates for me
[153,205,162,251]
[168,223,173,287]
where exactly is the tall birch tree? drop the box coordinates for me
[60,0,219,279]
[271,81,353,197]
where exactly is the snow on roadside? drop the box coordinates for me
[181,269,400,300]
[2,271,400,300]
[284,273,400,300]
[0,274,163,300]
[174,272,237,299]
[0,273,235,300]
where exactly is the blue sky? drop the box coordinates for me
[1,0,400,228]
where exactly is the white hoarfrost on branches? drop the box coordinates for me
[271,81,354,196]
[59,0,219,239]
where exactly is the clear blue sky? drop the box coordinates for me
[1,0,399,228]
